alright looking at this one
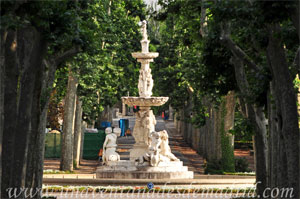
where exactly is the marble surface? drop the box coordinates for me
[122,97,169,107]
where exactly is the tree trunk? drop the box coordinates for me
[1,22,79,199]
[11,27,45,193]
[1,29,19,198]
[223,91,235,148]
[73,97,82,169]
[221,91,236,172]
[231,55,268,196]
[24,47,77,198]
[80,121,87,163]
[61,68,78,171]
[0,29,6,199]
[25,58,53,199]
[267,23,299,198]
[250,106,268,196]
[20,29,46,190]
[268,81,289,191]
[32,60,57,198]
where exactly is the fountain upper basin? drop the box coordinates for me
[131,52,159,59]
[122,96,169,107]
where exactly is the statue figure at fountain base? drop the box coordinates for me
[160,130,180,162]
[136,130,179,167]
[102,127,120,165]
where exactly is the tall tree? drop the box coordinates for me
[61,68,78,171]
[154,0,299,197]
[1,1,99,198]
[73,97,82,168]
[0,24,5,198]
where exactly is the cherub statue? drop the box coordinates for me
[136,130,180,166]
[142,110,156,146]
[159,130,180,161]
[138,67,153,97]
[136,131,162,166]
[149,131,162,151]
[102,127,120,165]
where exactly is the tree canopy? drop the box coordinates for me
[149,0,299,197]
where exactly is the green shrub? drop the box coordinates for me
[235,157,251,172]
[204,159,224,174]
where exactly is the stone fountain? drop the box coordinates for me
[96,21,193,179]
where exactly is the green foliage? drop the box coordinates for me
[235,157,251,173]
[149,0,238,127]
[230,107,255,142]
[294,75,300,90]
[152,0,298,129]
[204,99,236,174]
[204,157,251,174]
[53,67,69,103]
[223,172,255,176]
[190,94,208,127]
[204,159,224,175]
[43,169,74,174]
[75,0,146,123]
[220,98,235,172]
[44,0,147,123]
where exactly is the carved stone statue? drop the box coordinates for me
[132,110,146,144]
[149,131,162,151]
[102,127,120,165]
[159,130,180,161]
[137,131,161,166]
[136,130,179,166]
[132,109,156,146]
[142,110,156,145]
[140,20,150,54]
[141,20,148,41]
[138,66,153,97]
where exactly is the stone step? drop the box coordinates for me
[96,170,194,179]
[97,160,188,174]
[97,165,188,173]
[135,165,189,172]
[104,160,183,167]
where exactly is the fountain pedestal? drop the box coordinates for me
[96,160,193,179]
[121,97,169,160]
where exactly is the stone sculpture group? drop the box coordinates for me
[102,126,179,167]
[136,130,179,167]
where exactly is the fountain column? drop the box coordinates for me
[122,20,168,160]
